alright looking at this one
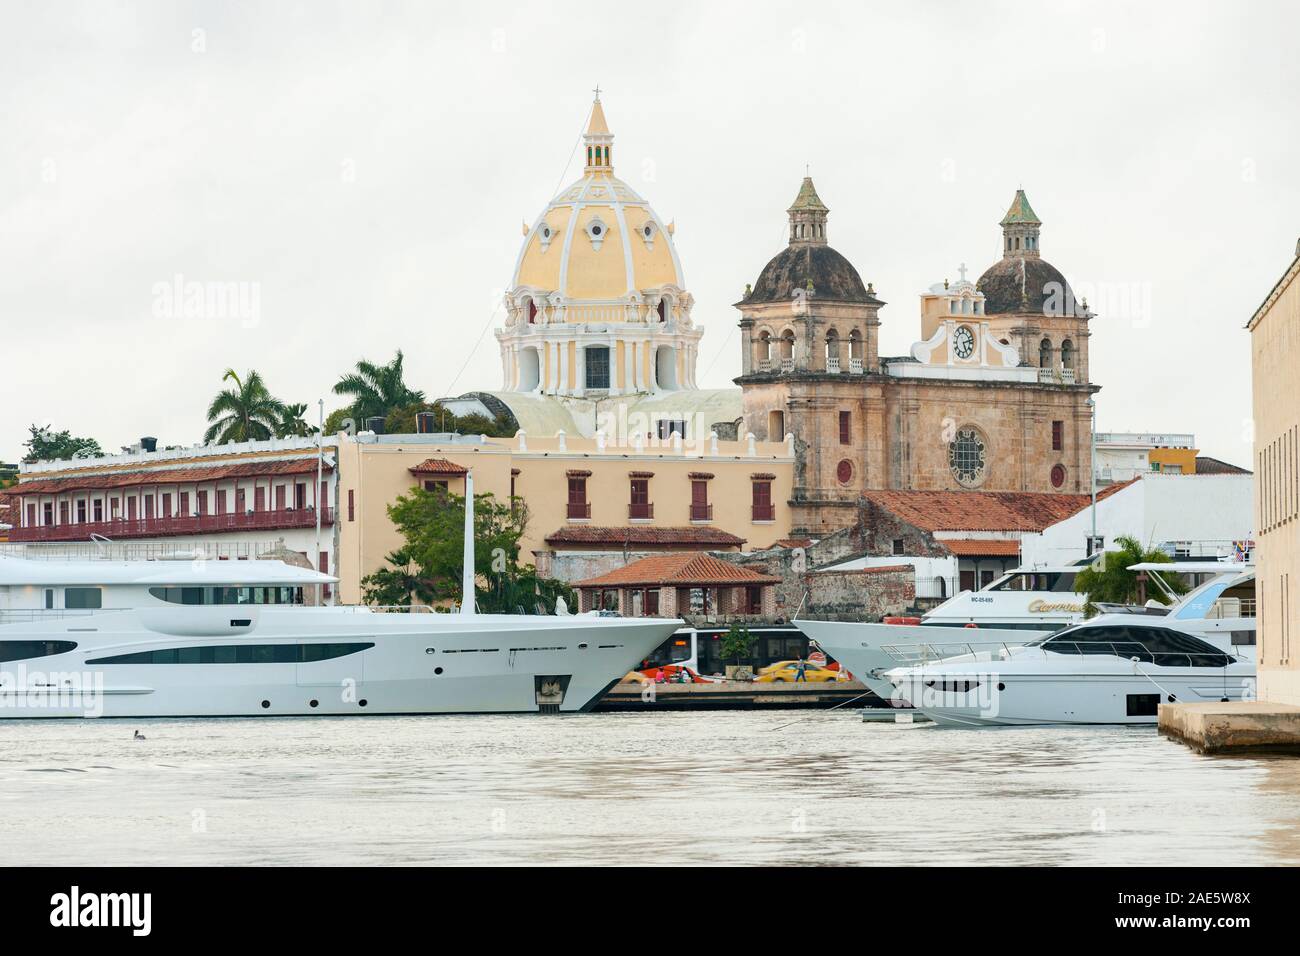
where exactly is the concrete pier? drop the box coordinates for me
[1159,701,1300,754]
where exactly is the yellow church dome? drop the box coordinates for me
[510,96,685,311]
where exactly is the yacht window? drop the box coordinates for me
[989,572,1078,593]
[149,586,304,606]
[65,587,103,610]
[0,640,78,662]
[1039,626,1232,666]
[87,642,374,665]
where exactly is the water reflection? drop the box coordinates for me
[0,713,1294,866]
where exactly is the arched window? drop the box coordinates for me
[825,328,841,362]
[657,299,667,322]
[527,300,537,324]
[1039,337,1052,369]
[848,329,862,360]
[758,330,772,361]
[780,330,795,361]
[1061,339,1074,369]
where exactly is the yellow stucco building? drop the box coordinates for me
[1249,238,1300,705]
[334,431,794,605]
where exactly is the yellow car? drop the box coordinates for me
[754,660,843,683]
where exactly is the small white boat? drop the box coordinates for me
[883,615,1255,727]
[795,564,1091,699]
[797,560,1253,702]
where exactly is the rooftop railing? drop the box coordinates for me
[8,508,334,543]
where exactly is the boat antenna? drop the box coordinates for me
[461,470,476,616]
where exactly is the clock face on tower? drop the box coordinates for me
[953,324,975,360]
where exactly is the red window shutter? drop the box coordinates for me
[295,483,306,509]
[26,503,36,527]
[320,481,328,512]
[272,486,282,511]
[235,488,245,513]
[319,551,330,598]
[196,491,207,515]
[216,490,227,515]
[568,478,586,503]
[127,498,137,520]
[347,489,355,522]
[179,492,189,516]
[752,481,771,507]
[1052,420,1063,451]
[59,501,69,524]
[161,493,171,518]
[645,589,660,615]
[839,410,851,444]
[144,495,154,519]
[691,480,707,505]
[630,479,648,505]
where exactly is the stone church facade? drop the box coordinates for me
[735,181,1099,536]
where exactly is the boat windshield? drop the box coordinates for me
[986,571,1078,593]
[1025,623,1233,667]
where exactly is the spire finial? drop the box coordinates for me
[592,83,601,101]
[957,262,968,282]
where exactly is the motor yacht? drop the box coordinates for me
[0,475,682,718]
[795,564,1090,699]
[882,614,1255,726]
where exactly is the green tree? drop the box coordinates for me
[1074,535,1190,613]
[22,425,104,463]
[383,400,453,435]
[720,625,757,666]
[275,402,316,438]
[204,369,285,444]
[361,487,572,614]
[322,407,353,436]
[332,350,425,424]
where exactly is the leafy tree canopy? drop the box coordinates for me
[22,425,104,463]
[1074,534,1190,613]
[204,368,285,444]
[333,350,425,424]
[361,487,573,614]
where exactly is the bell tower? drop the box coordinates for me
[1000,188,1041,257]
[787,176,829,245]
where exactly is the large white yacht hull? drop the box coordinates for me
[0,609,680,718]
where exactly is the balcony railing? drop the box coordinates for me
[9,508,334,543]
[825,356,841,374]
[780,358,795,373]
[566,502,591,519]
[849,357,864,374]
[628,502,655,520]
[1038,367,1078,385]
[752,504,776,522]
[757,358,773,373]
[689,503,713,521]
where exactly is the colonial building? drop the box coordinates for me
[1249,237,1300,706]
[333,429,795,605]
[736,181,1099,536]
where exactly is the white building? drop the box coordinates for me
[4,436,338,601]
[1020,473,1255,567]
[1094,431,1196,484]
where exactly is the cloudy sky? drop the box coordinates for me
[2,0,1296,466]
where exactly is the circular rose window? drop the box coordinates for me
[836,459,853,484]
[947,427,988,488]
[1050,464,1067,488]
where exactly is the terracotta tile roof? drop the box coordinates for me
[545,526,746,547]
[1194,456,1252,476]
[576,552,780,588]
[775,537,814,549]
[9,457,331,497]
[861,479,1135,534]
[408,457,469,476]
[940,538,1023,557]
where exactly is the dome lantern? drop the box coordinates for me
[788,176,829,246]
[583,89,613,173]
[1000,188,1042,259]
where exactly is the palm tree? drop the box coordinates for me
[204,369,285,444]
[275,402,315,438]
[1074,534,1190,613]
[332,350,425,423]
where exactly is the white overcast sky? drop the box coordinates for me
[2,0,1297,466]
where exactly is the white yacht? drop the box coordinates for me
[882,614,1255,727]
[0,477,683,718]
[796,565,1090,699]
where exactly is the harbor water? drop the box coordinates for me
[2,712,1298,866]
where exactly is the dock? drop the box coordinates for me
[1158,701,1300,754]
[596,679,879,711]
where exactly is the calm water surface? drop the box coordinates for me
[1,712,1297,866]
